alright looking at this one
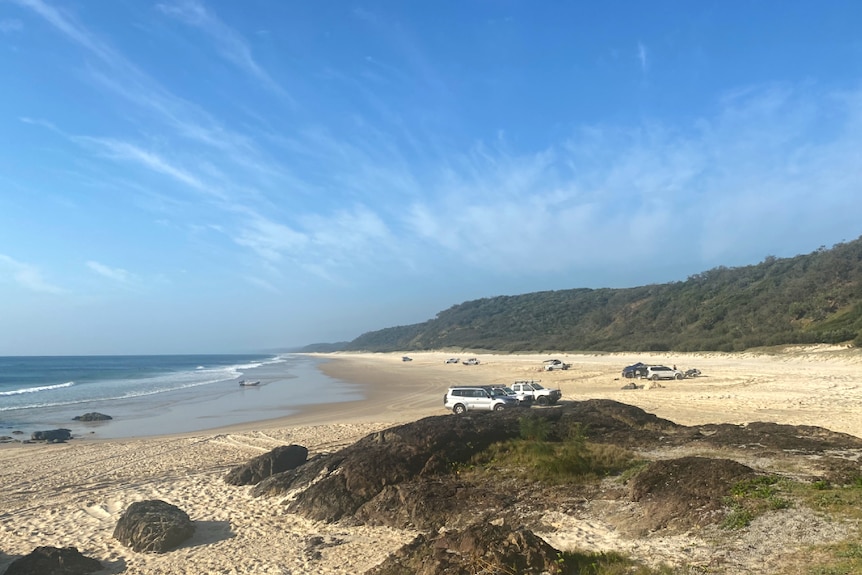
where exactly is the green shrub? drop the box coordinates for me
[723,475,790,529]
[519,414,551,441]
[473,419,635,485]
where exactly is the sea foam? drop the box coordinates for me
[0,381,75,396]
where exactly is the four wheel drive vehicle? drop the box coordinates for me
[511,380,562,406]
[402,356,413,362]
[445,358,460,364]
[485,385,533,406]
[444,386,518,414]
[543,359,572,371]
[462,358,480,365]
[621,362,648,378]
[644,365,684,380]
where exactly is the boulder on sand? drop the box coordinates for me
[30,429,72,442]
[72,412,112,422]
[224,444,308,486]
[367,522,565,575]
[113,499,195,553]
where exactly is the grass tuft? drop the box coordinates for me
[470,416,638,485]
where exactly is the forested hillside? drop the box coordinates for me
[319,237,862,353]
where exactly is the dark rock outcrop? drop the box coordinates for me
[224,444,308,486]
[366,523,565,575]
[30,429,72,442]
[696,421,862,451]
[255,401,691,525]
[254,411,524,522]
[3,546,102,575]
[72,412,112,422]
[113,499,195,553]
[627,456,759,532]
[244,399,862,534]
[556,399,688,447]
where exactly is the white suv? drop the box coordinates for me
[644,365,684,380]
[444,386,519,414]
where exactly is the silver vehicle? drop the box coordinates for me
[511,380,562,405]
[644,365,684,380]
[542,359,571,371]
[444,386,518,414]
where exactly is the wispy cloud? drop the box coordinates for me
[75,136,221,199]
[12,0,862,289]
[233,216,308,263]
[403,83,862,276]
[9,0,122,65]
[155,0,289,98]
[86,261,134,283]
[0,254,64,294]
[15,0,275,166]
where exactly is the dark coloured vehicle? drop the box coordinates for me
[622,362,648,378]
[483,385,533,407]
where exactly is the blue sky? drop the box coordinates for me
[2,1,861,355]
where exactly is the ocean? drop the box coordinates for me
[0,354,362,439]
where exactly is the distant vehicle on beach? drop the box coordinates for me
[543,359,571,371]
[511,380,561,406]
[402,356,413,362]
[444,386,518,414]
[644,366,684,381]
[485,385,533,406]
[621,362,648,378]
[462,358,480,365]
[238,380,260,387]
[445,358,460,364]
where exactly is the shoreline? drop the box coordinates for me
[6,346,862,445]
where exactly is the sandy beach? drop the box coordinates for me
[2,346,861,574]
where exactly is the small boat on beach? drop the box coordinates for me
[238,380,261,387]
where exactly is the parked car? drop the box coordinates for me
[462,358,480,365]
[644,365,684,380]
[511,380,562,406]
[484,385,533,406]
[402,356,413,362]
[445,358,460,364]
[621,362,648,378]
[444,386,518,414]
[543,359,572,371]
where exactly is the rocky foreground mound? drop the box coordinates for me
[232,400,862,574]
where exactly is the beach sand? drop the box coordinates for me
[2,346,861,574]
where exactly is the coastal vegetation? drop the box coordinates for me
[322,236,862,353]
[451,412,862,575]
[466,417,638,485]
